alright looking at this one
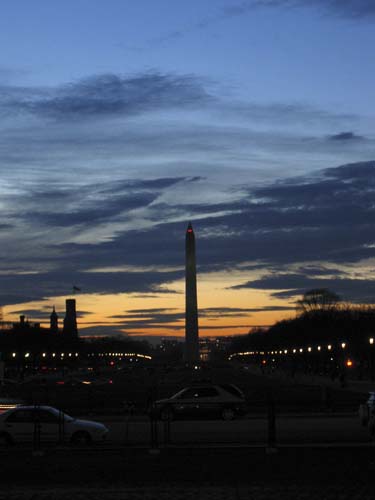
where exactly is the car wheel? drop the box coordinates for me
[0,432,13,446]
[222,408,235,421]
[71,431,92,445]
[160,407,174,422]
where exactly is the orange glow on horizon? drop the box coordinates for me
[3,269,296,338]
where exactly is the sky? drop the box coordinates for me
[0,0,375,340]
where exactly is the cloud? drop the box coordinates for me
[232,273,375,303]
[304,0,375,18]
[111,305,293,326]
[20,177,188,228]
[10,308,92,320]
[328,132,365,141]
[199,306,294,317]
[78,325,129,337]
[0,268,183,307]
[224,1,375,19]
[150,0,375,47]
[1,71,369,212]
[4,160,375,305]
[0,73,212,122]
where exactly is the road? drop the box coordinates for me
[99,414,372,445]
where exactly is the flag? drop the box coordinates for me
[72,286,81,292]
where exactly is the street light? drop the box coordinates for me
[341,342,346,349]
[370,338,374,345]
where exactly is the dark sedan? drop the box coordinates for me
[154,383,247,421]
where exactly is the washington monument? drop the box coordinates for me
[185,222,200,364]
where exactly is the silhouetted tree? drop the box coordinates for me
[296,288,341,315]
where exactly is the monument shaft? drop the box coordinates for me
[185,223,200,363]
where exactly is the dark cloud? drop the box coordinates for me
[78,325,128,337]
[10,308,92,320]
[310,0,375,18]
[232,273,375,303]
[111,309,184,324]
[2,161,375,308]
[0,73,212,121]
[151,0,375,47]
[9,176,193,228]
[0,71,355,134]
[106,306,291,331]
[199,306,293,317]
[328,132,364,141]
[0,269,183,307]
[223,1,375,19]
[25,192,157,228]
[296,265,347,277]
[24,160,374,274]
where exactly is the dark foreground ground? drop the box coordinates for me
[2,446,375,499]
[2,362,374,498]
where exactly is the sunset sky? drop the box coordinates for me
[1,0,375,340]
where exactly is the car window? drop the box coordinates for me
[180,387,219,398]
[37,410,60,423]
[180,389,198,399]
[6,409,35,423]
[195,388,219,397]
[219,384,244,398]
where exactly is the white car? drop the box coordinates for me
[0,405,109,445]
[359,392,375,426]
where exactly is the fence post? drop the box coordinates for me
[122,401,135,444]
[149,404,160,454]
[32,406,43,457]
[266,391,277,454]
[58,408,65,445]
[163,413,171,446]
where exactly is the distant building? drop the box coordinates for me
[63,299,78,337]
[50,306,59,334]
[11,315,43,334]
[199,337,233,362]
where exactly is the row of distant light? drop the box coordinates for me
[228,338,375,360]
[11,352,79,359]
[9,352,152,360]
[88,353,152,360]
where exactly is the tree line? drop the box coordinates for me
[230,289,375,356]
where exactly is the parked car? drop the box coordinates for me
[0,405,109,445]
[359,392,375,426]
[154,383,247,421]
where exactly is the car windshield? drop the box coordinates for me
[47,407,75,422]
[219,384,244,398]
